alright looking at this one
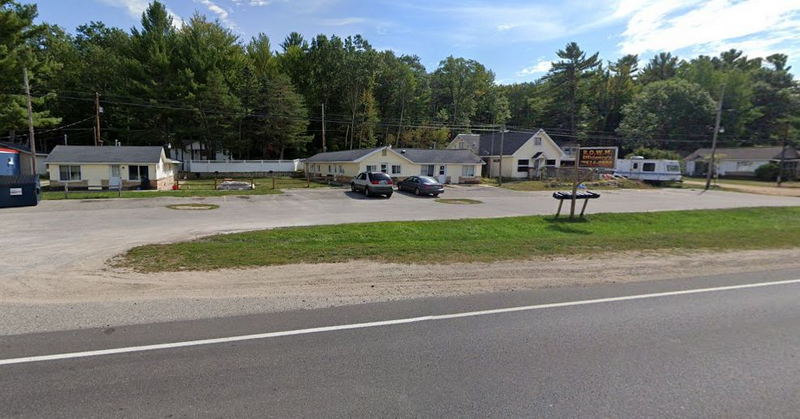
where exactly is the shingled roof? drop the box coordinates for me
[303,148,382,162]
[304,146,482,164]
[453,132,541,156]
[684,146,799,161]
[396,148,482,164]
[45,146,171,164]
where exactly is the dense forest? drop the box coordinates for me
[1,0,798,159]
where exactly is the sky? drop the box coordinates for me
[28,0,800,83]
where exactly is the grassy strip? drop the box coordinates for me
[42,177,324,200]
[166,203,220,210]
[435,198,483,204]
[117,207,800,272]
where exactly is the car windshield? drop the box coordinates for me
[419,176,439,184]
[369,173,392,181]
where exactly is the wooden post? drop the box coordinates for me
[272,172,275,190]
[95,92,101,146]
[23,68,37,175]
[556,199,564,218]
[570,145,581,219]
[580,199,589,218]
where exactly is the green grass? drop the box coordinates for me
[685,177,800,188]
[117,207,800,272]
[42,176,324,200]
[435,198,483,204]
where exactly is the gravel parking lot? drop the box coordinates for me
[2,185,799,282]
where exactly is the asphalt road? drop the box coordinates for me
[2,269,800,418]
[2,186,800,280]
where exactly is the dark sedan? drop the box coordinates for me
[397,176,445,197]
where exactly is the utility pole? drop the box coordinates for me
[23,67,37,175]
[498,126,506,186]
[705,85,725,191]
[321,103,327,152]
[95,92,101,146]
[777,123,789,187]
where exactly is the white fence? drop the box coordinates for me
[185,159,301,173]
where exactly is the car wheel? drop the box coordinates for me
[433,193,440,198]
[351,183,356,192]
[415,188,420,196]
[386,193,392,199]
[364,187,370,197]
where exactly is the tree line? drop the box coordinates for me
[1,0,798,160]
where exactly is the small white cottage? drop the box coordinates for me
[45,145,180,190]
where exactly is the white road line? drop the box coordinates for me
[2,278,799,367]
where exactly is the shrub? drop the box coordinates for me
[755,163,780,181]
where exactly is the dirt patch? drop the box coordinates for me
[4,248,799,307]
[683,180,800,197]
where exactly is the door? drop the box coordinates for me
[437,165,447,184]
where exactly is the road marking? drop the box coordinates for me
[2,278,799,366]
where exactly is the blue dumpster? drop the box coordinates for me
[0,147,20,176]
[0,175,40,208]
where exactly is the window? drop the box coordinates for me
[110,165,120,178]
[632,162,639,170]
[369,172,392,182]
[643,163,656,172]
[338,165,344,173]
[439,165,446,175]
[667,164,681,172]
[366,165,377,172]
[59,165,81,181]
[128,165,149,180]
[420,176,438,184]
[357,173,366,180]
[462,165,475,177]
[391,165,401,174]
[420,165,435,176]
[534,137,542,146]
[517,159,529,173]
[380,163,388,173]
[328,164,333,173]
[737,161,753,169]
[546,159,556,166]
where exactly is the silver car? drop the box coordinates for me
[351,172,394,198]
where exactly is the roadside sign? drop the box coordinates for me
[578,147,618,169]
[9,188,22,196]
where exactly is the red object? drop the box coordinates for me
[0,148,20,154]
[172,184,180,190]
[371,180,379,184]
[371,180,393,185]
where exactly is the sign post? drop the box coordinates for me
[570,147,618,218]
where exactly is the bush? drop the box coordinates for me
[755,163,780,181]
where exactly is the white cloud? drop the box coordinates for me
[517,58,551,76]
[616,0,800,59]
[96,0,184,26]
[196,0,239,30]
[321,17,366,26]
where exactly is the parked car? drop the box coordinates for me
[351,172,394,198]
[397,175,444,197]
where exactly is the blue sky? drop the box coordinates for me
[29,0,800,83]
